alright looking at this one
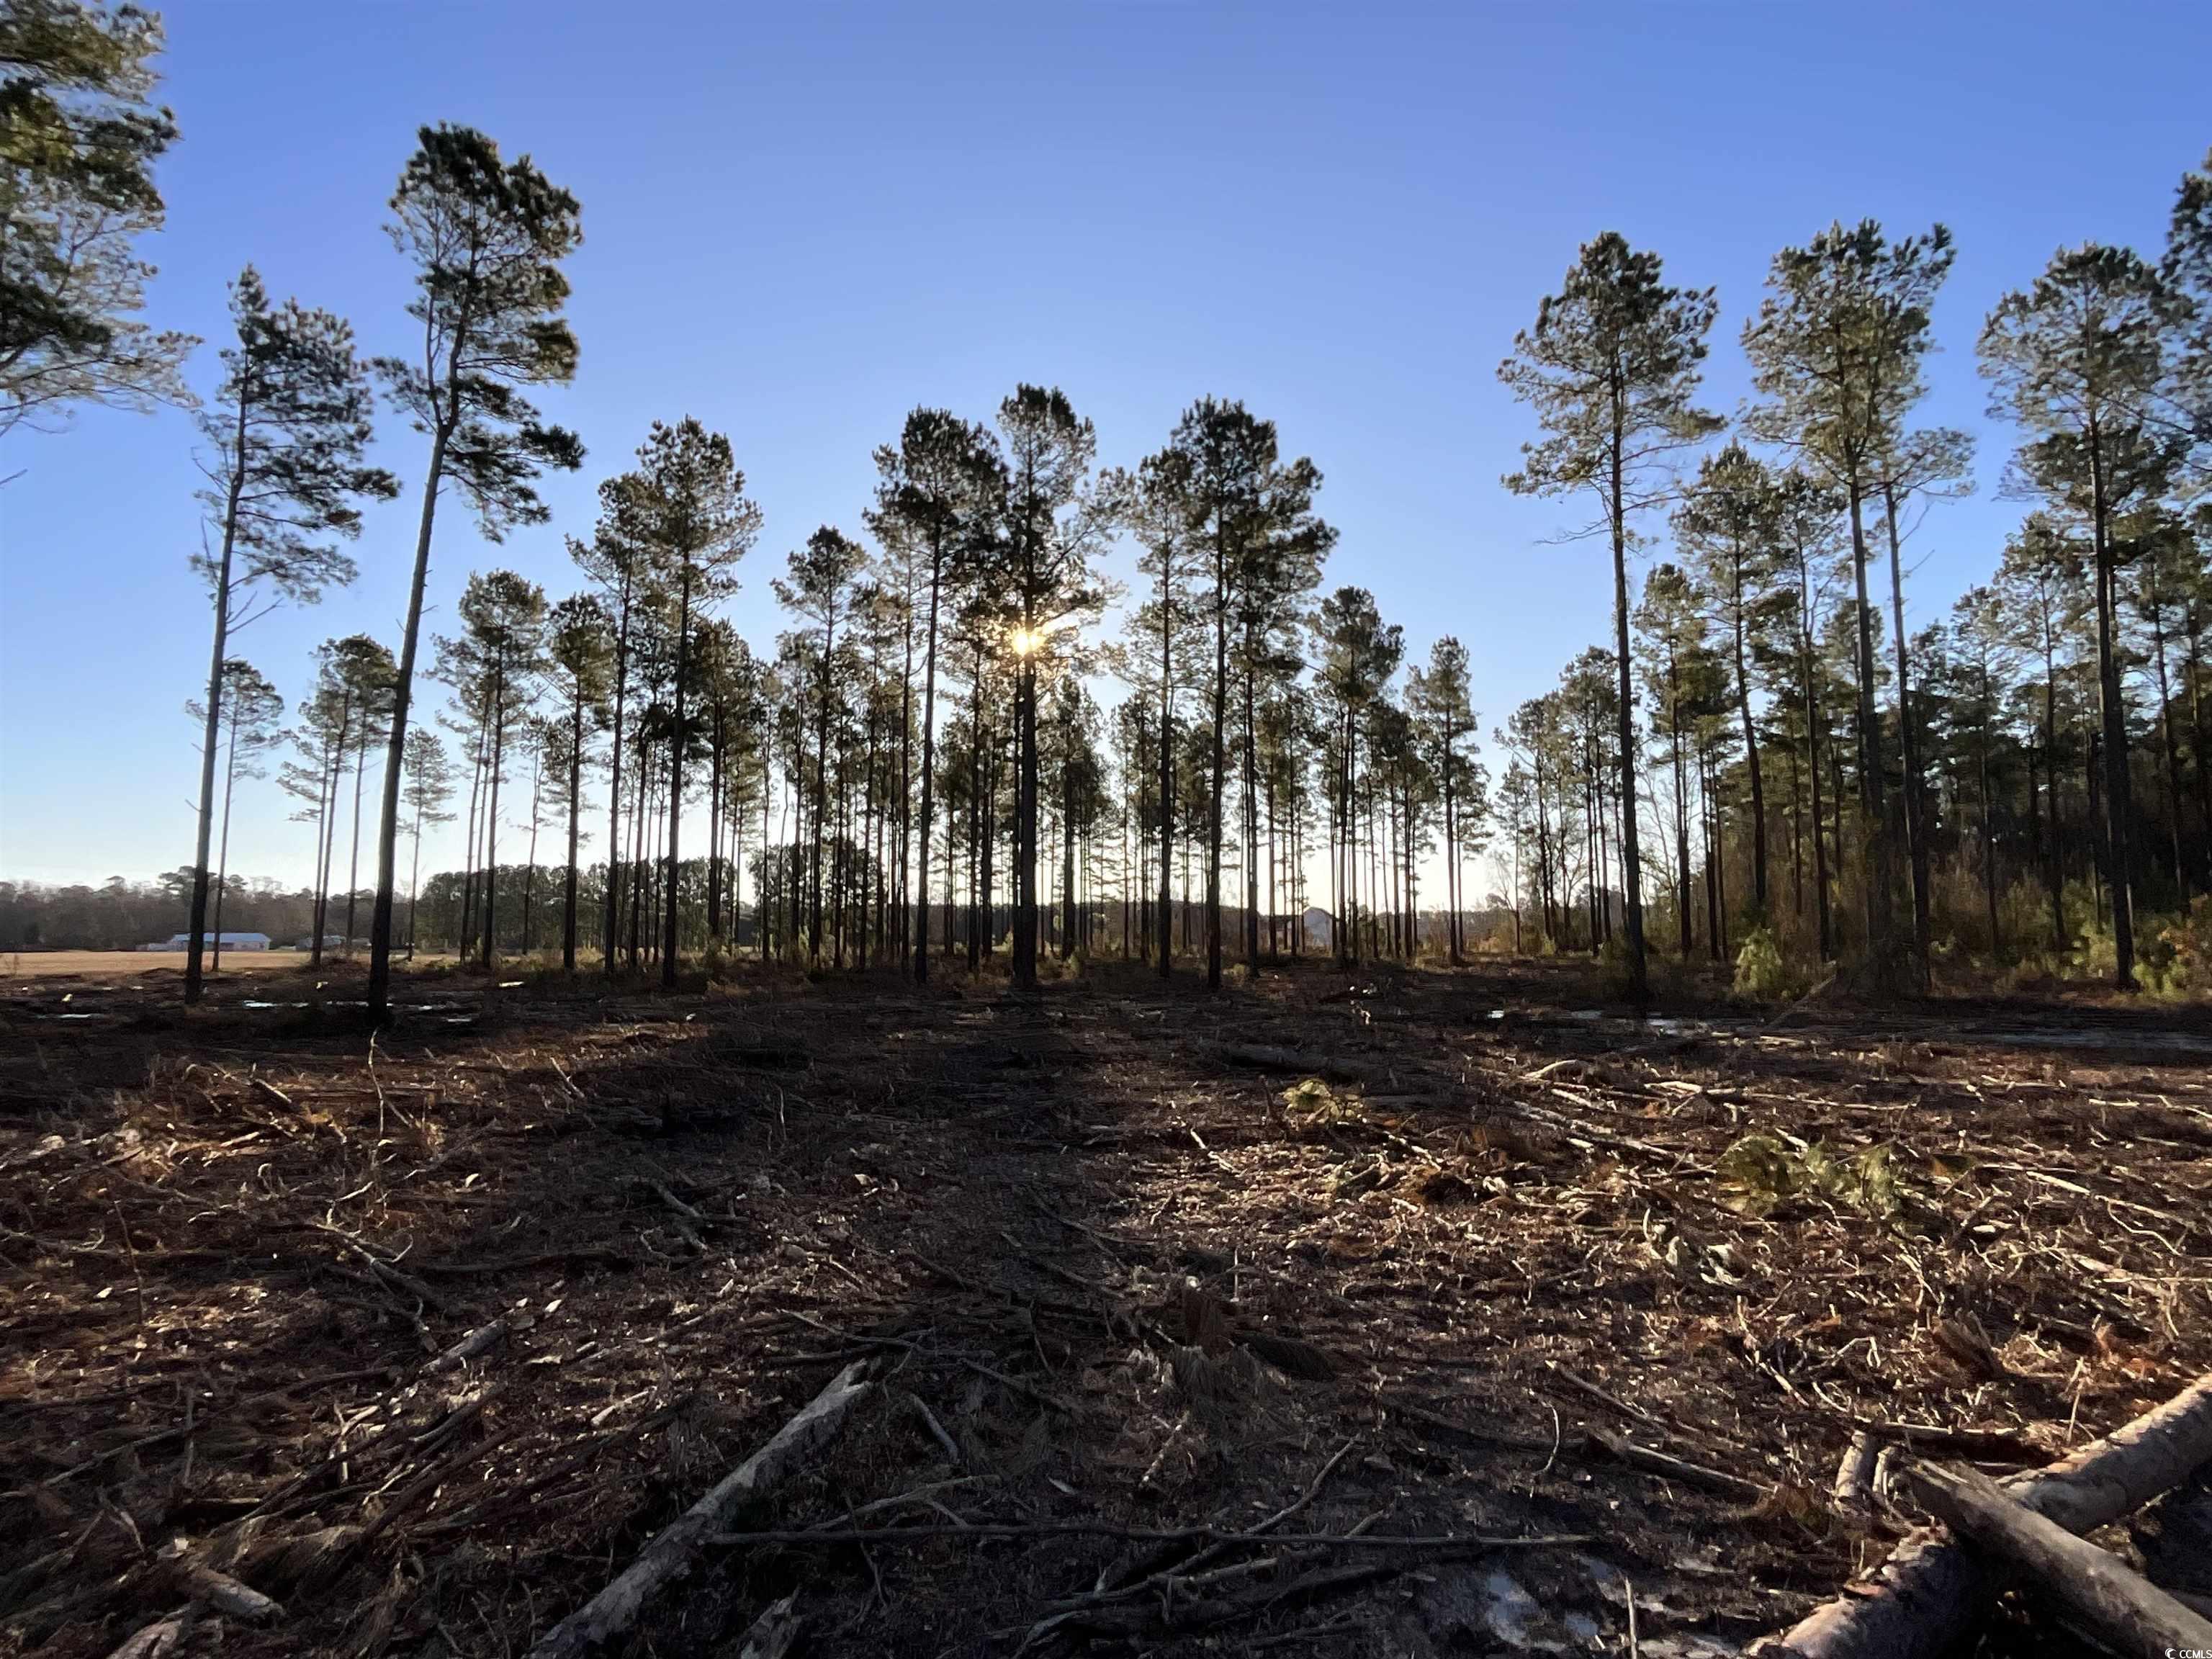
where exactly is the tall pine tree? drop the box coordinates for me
[366,125,583,1019]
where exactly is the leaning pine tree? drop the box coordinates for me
[185,266,395,1002]
[365,125,583,1022]
[1499,232,1720,1004]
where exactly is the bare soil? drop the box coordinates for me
[2,957,2207,1658]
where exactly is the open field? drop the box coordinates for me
[4,950,322,979]
[1,958,2208,1657]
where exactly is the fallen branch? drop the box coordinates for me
[905,1390,962,1467]
[1586,1426,1766,1500]
[425,1317,510,1374]
[1832,1431,1878,1514]
[1049,1560,1396,1642]
[104,1611,194,1659]
[1889,1456,2212,1658]
[1201,1042,1382,1084]
[734,1591,802,1659]
[1760,1371,2212,1659]
[706,1521,1586,1550]
[1015,1440,1364,1651]
[1381,1393,1764,1497]
[176,1563,283,1624]
[526,1361,874,1659]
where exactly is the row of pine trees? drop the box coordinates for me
[203,386,1495,991]
[6,12,2206,999]
[1497,154,2212,994]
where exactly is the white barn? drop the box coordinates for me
[140,932,271,952]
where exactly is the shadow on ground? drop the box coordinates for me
[2,955,2207,1656]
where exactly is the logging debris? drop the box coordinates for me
[2,956,2207,1657]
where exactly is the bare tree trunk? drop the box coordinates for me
[1846,472,1895,987]
[1608,412,1648,1000]
[345,705,370,950]
[1013,654,1039,989]
[210,698,241,978]
[663,565,695,989]
[369,422,454,1020]
[1881,483,1932,991]
[603,570,633,976]
[1207,539,1228,991]
[2087,420,2136,988]
[914,540,945,982]
[186,410,248,1003]
[564,690,583,973]
[482,662,507,970]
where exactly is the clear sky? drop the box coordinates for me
[2,1,2207,892]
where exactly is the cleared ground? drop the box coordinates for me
[1,958,2206,1656]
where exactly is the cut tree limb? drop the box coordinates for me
[1202,1043,1382,1084]
[525,1361,874,1659]
[1889,1456,2212,1658]
[104,1612,194,1659]
[426,1317,511,1373]
[1832,1431,1878,1513]
[1585,1426,1767,1500]
[1759,1371,2212,1659]
[734,1591,803,1659]
[176,1563,283,1623]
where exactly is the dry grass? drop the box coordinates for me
[1,956,2206,1658]
[2,950,326,979]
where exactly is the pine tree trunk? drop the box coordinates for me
[482,662,506,970]
[914,541,944,982]
[2146,576,2188,901]
[211,700,241,977]
[1980,667,2001,953]
[346,708,369,950]
[2087,419,2136,988]
[662,567,695,988]
[1846,471,1896,987]
[565,688,583,974]
[369,421,452,1020]
[186,401,248,1003]
[1731,553,1768,917]
[1882,483,1932,991]
[1158,631,1174,978]
[2043,654,2067,955]
[1242,655,1260,972]
[604,572,632,976]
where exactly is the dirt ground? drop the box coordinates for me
[2,956,2208,1658]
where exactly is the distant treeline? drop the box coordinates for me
[0,876,321,953]
[0,863,1522,965]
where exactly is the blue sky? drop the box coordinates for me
[2,1,2207,891]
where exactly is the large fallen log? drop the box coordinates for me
[1758,1372,2212,1659]
[1891,1457,2212,1658]
[1200,1042,1383,1084]
[526,1361,873,1659]
[2134,1473,2212,1612]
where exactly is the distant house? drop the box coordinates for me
[140,932,271,952]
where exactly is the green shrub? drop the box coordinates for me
[1732,926,1806,1000]
[2160,896,2212,994]
[1718,1131,1906,1225]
